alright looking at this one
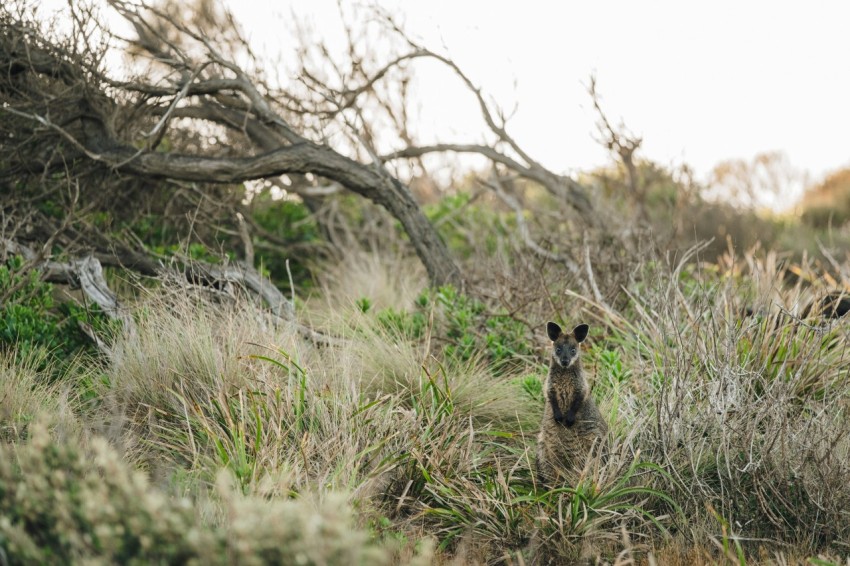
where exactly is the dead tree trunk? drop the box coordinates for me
[84,135,463,287]
[1,2,602,291]
[0,18,462,288]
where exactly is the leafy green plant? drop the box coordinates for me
[596,348,632,386]
[251,195,320,290]
[356,297,373,313]
[0,256,112,372]
[376,307,427,338]
[423,192,513,258]
[516,373,544,403]
[367,285,533,371]
[443,286,532,367]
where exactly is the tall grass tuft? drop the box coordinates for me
[0,348,78,441]
[587,247,850,554]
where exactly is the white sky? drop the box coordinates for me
[239,0,850,206]
[33,0,850,207]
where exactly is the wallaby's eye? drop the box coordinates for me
[571,348,576,355]
[556,346,563,354]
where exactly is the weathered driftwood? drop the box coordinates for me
[185,262,294,321]
[2,239,333,347]
[3,239,135,348]
[183,262,334,345]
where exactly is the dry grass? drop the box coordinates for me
[310,246,428,315]
[0,348,79,441]
[580,245,850,559]
[3,239,850,564]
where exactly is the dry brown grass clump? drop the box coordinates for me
[0,349,78,442]
[577,247,850,557]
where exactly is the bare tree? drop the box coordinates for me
[1,0,600,289]
[588,76,647,221]
[709,151,804,210]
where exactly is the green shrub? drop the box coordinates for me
[375,306,427,339]
[250,195,320,290]
[0,423,211,564]
[0,256,111,371]
[515,373,544,403]
[424,192,512,258]
[370,285,534,372]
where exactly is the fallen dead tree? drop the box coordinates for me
[0,0,611,294]
[1,239,334,349]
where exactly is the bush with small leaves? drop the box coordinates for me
[0,422,396,565]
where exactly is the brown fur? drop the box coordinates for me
[536,322,608,487]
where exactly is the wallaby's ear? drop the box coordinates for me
[573,324,589,343]
[546,322,562,341]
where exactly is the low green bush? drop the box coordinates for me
[372,285,533,373]
[0,423,395,565]
[0,256,112,371]
[250,195,321,290]
[424,192,513,258]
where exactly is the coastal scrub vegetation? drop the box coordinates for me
[2,1,850,563]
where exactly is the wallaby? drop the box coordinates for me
[802,291,850,320]
[536,321,608,487]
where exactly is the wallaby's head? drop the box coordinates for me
[546,322,589,369]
